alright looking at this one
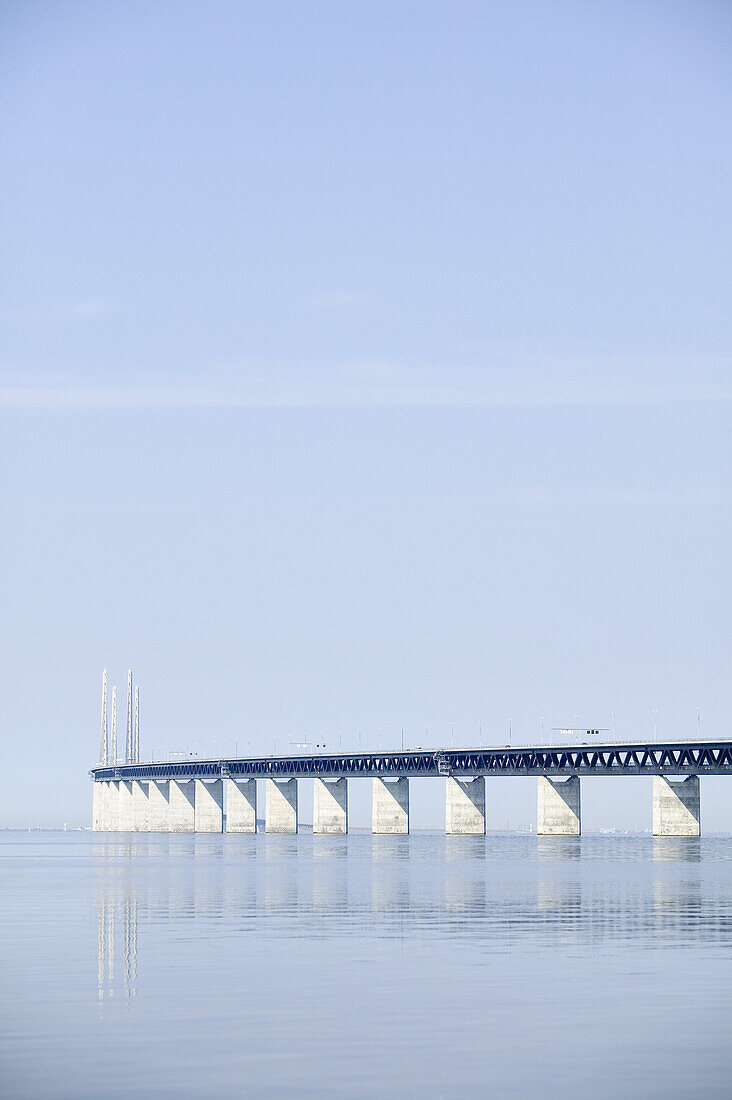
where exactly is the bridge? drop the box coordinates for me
[91,738,732,837]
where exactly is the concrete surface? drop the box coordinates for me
[372,777,409,834]
[92,781,105,831]
[445,777,486,835]
[148,780,170,832]
[194,779,224,832]
[118,780,135,832]
[653,775,701,836]
[313,778,348,834]
[226,778,257,833]
[265,778,298,833]
[169,780,195,831]
[537,776,581,836]
[131,780,150,832]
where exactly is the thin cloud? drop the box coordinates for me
[500,487,732,508]
[2,352,731,410]
[2,382,732,410]
[306,291,371,310]
[2,298,121,323]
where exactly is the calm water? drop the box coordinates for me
[2,832,732,1098]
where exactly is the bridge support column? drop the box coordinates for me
[148,781,171,831]
[266,779,298,833]
[372,777,409,834]
[226,778,257,833]
[119,780,135,831]
[169,780,195,831]
[194,779,224,832]
[92,782,105,831]
[537,776,580,836]
[653,775,700,837]
[313,778,348,834]
[105,781,119,831]
[132,780,150,832]
[446,777,486,835]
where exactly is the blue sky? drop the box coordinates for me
[1,1,731,827]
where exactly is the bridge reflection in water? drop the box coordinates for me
[96,896,137,1001]
[93,832,732,1001]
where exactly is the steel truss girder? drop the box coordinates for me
[91,740,732,783]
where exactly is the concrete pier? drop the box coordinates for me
[313,778,348,834]
[226,778,257,833]
[92,737,732,836]
[92,781,105,831]
[372,777,409,834]
[102,781,119,831]
[537,776,581,836]
[169,779,195,831]
[194,779,224,832]
[653,775,701,837]
[445,777,486,835]
[109,782,120,831]
[148,780,170,832]
[132,780,150,832]
[119,780,135,831]
[266,779,298,833]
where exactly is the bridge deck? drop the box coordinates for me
[91,740,732,782]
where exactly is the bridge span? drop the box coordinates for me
[91,739,731,837]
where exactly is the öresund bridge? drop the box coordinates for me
[91,672,729,837]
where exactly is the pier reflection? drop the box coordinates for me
[652,838,701,862]
[536,837,581,861]
[312,838,349,914]
[96,895,137,1001]
[94,833,732,989]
